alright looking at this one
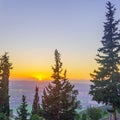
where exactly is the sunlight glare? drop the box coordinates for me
[33,73,43,81]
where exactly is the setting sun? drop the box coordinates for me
[33,73,43,81]
[36,75,42,81]
[31,72,51,81]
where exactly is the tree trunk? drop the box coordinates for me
[109,106,117,120]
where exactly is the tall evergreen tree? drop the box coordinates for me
[16,95,29,120]
[42,49,80,120]
[0,53,12,116]
[32,86,40,116]
[89,1,120,120]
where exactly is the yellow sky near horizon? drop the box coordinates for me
[9,51,97,81]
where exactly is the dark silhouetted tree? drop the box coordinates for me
[16,95,29,120]
[32,86,40,116]
[89,1,120,120]
[0,53,12,116]
[42,49,80,120]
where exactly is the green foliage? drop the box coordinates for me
[87,107,102,120]
[16,95,29,120]
[102,110,109,119]
[0,53,12,116]
[81,113,87,120]
[0,113,8,120]
[42,49,80,120]
[31,114,40,120]
[74,111,81,120]
[31,114,46,120]
[89,2,120,120]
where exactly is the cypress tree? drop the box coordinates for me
[16,95,29,120]
[89,1,120,120]
[0,53,12,116]
[32,86,40,115]
[42,49,80,120]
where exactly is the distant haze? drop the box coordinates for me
[9,80,101,114]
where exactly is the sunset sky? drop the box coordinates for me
[0,0,120,81]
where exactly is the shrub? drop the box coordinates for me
[0,113,8,120]
[87,107,102,120]
[102,110,108,118]
[31,114,40,120]
[81,113,87,120]
[74,111,81,120]
[31,114,45,120]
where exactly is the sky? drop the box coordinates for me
[0,0,120,81]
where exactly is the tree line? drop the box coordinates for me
[0,1,120,120]
[0,50,80,120]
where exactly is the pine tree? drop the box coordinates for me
[32,86,40,116]
[16,95,29,120]
[89,2,120,120]
[42,49,80,120]
[0,53,12,116]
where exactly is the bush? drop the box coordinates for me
[31,114,45,120]
[81,113,87,120]
[87,107,102,120]
[74,111,81,120]
[0,113,8,120]
[31,114,40,120]
[102,110,108,118]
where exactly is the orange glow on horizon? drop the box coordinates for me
[9,58,96,81]
[10,69,91,81]
[10,70,52,81]
[33,74,42,81]
[31,73,51,81]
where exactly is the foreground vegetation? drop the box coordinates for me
[89,1,120,120]
[0,1,120,120]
